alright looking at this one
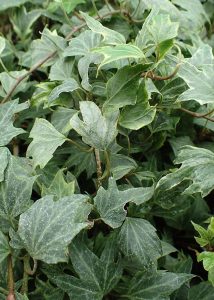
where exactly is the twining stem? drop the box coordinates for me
[94,148,102,188]
[99,150,111,181]
[7,255,15,300]
[180,107,214,122]
[21,255,38,294]
[1,9,124,104]
[142,64,181,81]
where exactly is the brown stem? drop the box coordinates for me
[1,9,123,104]
[180,107,214,122]
[142,64,180,81]
[7,255,15,300]
[94,149,102,188]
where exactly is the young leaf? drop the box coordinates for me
[80,12,126,45]
[70,101,119,150]
[122,270,193,299]
[41,169,75,199]
[94,178,154,228]
[105,64,149,111]
[92,44,144,69]
[27,118,67,168]
[118,217,162,267]
[156,146,214,198]
[0,154,35,232]
[0,100,28,146]
[0,231,10,263]
[119,81,156,130]
[47,235,122,299]
[11,195,92,264]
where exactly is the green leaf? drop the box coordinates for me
[41,169,75,199]
[10,6,41,40]
[51,107,77,135]
[11,195,92,263]
[0,231,10,263]
[188,282,214,300]
[93,44,144,69]
[49,58,75,81]
[94,178,154,228]
[178,45,214,105]
[118,217,162,267]
[0,70,29,97]
[27,118,67,169]
[0,37,6,56]
[198,252,214,271]
[0,100,28,146]
[105,64,149,111]
[0,147,9,182]
[119,81,156,130]
[122,270,193,299]
[64,30,102,91]
[0,154,35,232]
[48,78,79,103]
[80,12,125,45]
[70,101,118,150]
[110,154,137,180]
[0,0,29,11]
[156,146,214,198]
[55,0,86,14]
[47,235,122,299]
[136,9,178,57]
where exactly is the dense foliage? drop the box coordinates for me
[0,0,214,299]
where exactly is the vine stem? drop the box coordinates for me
[94,149,102,188]
[180,107,214,122]
[1,9,123,104]
[6,255,15,300]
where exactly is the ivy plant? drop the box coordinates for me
[0,0,214,299]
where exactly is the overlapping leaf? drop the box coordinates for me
[94,178,154,228]
[70,101,119,150]
[0,231,10,263]
[10,195,92,263]
[27,118,67,168]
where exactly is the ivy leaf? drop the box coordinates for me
[94,178,154,228]
[0,231,10,263]
[0,37,6,55]
[136,9,178,58]
[119,81,156,130]
[48,78,79,103]
[47,235,122,299]
[118,217,162,267]
[178,45,214,105]
[122,270,193,299]
[0,70,29,98]
[49,58,75,81]
[27,118,67,169]
[41,169,75,199]
[51,107,77,135]
[0,147,9,182]
[80,12,126,45]
[197,252,214,285]
[0,0,29,11]
[188,282,214,300]
[64,30,102,91]
[110,154,137,180]
[0,154,35,232]
[11,195,92,264]
[156,146,214,198]
[55,0,86,14]
[70,101,118,150]
[105,64,149,111]
[0,100,28,146]
[92,44,144,69]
